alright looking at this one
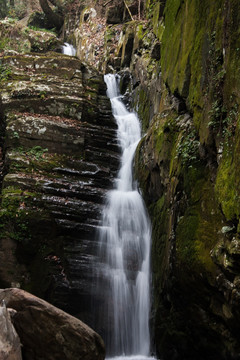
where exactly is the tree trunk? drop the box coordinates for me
[39,0,63,30]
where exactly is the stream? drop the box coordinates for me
[98,74,155,360]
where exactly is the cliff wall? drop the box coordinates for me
[0,51,119,329]
[72,0,240,358]
[1,1,240,359]
[132,1,240,359]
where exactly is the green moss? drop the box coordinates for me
[161,0,196,98]
[176,176,221,275]
[135,87,151,132]
[215,145,240,221]
[152,2,165,41]
[8,147,72,176]
[161,0,225,121]
[223,0,240,102]
[176,130,200,168]
[136,23,144,40]
[150,196,170,294]
[152,110,179,160]
[0,63,12,82]
[134,137,150,196]
[176,208,200,267]
[0,187,36,244]
[105,27,116,43]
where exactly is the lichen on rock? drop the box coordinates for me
[0,51,119,333]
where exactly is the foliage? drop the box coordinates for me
[8,1,27,20]
[18,145,49,160]
[176,130,200,167]
[0,63,12,82]
[0,38,9,51]
[28,25,56,34]
[208,100,238,140]
[0,188,33,244]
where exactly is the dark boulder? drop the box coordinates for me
[0,288,105,360]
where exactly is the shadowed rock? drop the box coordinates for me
[0,52,119,326]
[0,288,105,360]
[0,299,22,360]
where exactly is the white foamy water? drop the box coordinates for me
[62,42,76,56]
[98,74,153,359]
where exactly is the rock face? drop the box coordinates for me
[70,0,240,359]
[131,1,240,359]
[3,1,240,359]
[0,288,105,360]
[0,52,119,328]
[0,300,22,360]
[0,19,61,54]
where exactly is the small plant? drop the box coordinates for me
[28,25,57,34]
[0,38,9,51]
[13,131,19,139]
[176,130,200,167]
[26,146,49,160]
[208,99,225,129]
[0,63,12,82]
[16,145,48,160]
[208,101,238,140]
[39,90,47,99]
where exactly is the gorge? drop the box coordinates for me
[1,0,240,359]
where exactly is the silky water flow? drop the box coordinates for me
[97,74,156,360]
[62,42,76,56]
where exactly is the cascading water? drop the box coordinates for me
[98,74,155,360]
[62,42,76,56]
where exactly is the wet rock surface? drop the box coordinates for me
[74,0,240,358]
[0,288,105,360]
[0,52,119,325]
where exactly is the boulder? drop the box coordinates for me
[0,300,22,360]
[0,19,61,54]
[0,288,105,360]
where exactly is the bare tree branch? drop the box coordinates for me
[123,0,134,21]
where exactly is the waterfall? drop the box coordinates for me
[97,74,155,360]
[62,42,76,56]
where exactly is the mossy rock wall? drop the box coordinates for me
[2,1,240,359]
[0,19,61,54]
[53,1,240,358]
[73,0,240,356]
[0,52,119,332]
[131,0,240,359]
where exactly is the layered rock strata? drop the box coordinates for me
[0,52,119,327]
